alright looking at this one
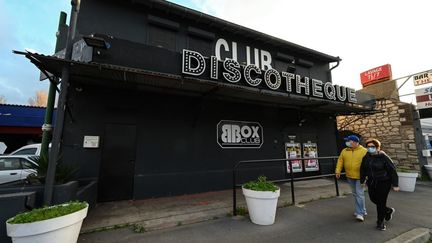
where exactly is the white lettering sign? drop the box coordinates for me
[181,49,357,103]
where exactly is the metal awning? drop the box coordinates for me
[18,51,378,115]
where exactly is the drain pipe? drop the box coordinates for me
[40,12,67,166]
[327,57,341,82]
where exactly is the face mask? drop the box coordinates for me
[367,147,377,154]
[345,141,352,147]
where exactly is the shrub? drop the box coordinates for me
[27,154,77,184]
[7,201,87,224]
[243,176,278,192]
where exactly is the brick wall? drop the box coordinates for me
[337,99,420,171]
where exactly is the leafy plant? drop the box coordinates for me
[132,224,146,233]
[7,201,87,224]
[27,154,78,184]
[396,168,417,173]
[243,176,279,192]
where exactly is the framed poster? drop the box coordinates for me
[303,142,319,172]
[285,142,302,173]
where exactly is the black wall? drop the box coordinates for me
[58,0,341,200]
[62,82,339,199]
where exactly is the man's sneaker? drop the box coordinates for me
[376,222,386,231]
[356,215,364,222]
[353,212,367,216]
[385,207,395,221]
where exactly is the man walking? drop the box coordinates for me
[336,135,368,221]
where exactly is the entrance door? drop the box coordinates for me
[99,123,137,202]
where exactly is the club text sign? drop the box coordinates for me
[182,49,357,103]
[217,120,263,149]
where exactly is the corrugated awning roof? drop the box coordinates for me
[0,104,45,127]
[19,51,376,115]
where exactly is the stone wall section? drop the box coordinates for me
[337,99,420,171]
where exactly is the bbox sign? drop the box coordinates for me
[217,120,263,149]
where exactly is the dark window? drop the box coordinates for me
[12,148,37,155]
[274,60,289,72]
[0,158,22,171]
[188,36,212,56]
[148,26,176,51]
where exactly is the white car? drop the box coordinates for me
[10,143,42,156]
[0,155,38,185]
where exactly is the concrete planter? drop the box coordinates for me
[424,165,432,180]
[397,172,418,192]
[242,187,280,225]
[6,203,88,243]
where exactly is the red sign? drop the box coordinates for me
[360,64,392,87]
[416,94,432,103]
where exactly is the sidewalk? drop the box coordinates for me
[79,181,432,243]
[81,179,348,233]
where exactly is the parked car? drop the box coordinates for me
[0,155,38,185]
[9,143,51,156]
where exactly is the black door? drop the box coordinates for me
[99,123,137,202]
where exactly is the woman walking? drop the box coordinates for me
[360,139,399,231]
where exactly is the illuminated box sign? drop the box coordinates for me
[217,120,263,148]
[360,64,392,87]
[413,72,432,86]
[415,86,432,109]
[181,38,358,104]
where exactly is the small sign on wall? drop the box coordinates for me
[217,120,263,149]
[285,142,302,173]
[303,142,319,172]
[83,136,100,148]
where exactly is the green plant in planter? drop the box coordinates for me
[27,154,78,185]
[243,176,279,192]
[7,201,87,224]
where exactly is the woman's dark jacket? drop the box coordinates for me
[360,153,398,187]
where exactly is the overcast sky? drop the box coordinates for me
[0,0,431,105]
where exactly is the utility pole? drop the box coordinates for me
[44,0,81,205]
[40,12,67,162]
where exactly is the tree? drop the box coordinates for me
[0,95,7,104]
[28,90,48,107]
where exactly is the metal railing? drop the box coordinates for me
[232,156,345,216]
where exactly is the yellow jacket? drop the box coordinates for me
[335,145,367,179]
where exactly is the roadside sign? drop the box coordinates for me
[360,64,392,87]
[413,72,432,86]
[415,86,432,109]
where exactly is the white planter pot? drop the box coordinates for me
[397,172,418,192]
[6,203,88,243]
[425,165,432,179]
[242,187,280,225]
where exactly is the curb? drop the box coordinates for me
[385,228,431,243]
[80,207,229,234]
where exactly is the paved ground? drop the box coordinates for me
[79,183,432,243]
[81,179,350,233]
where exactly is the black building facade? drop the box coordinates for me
[25,0,374,202]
